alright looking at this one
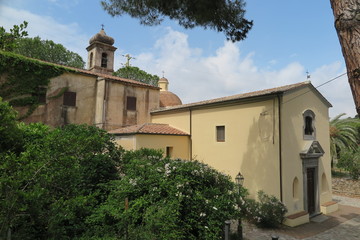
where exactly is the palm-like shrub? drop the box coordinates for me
[330,113,360,167]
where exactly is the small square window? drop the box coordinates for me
[216,126,225,142]
[63,91,76,107]
[127,96,136,111]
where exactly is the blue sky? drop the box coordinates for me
[0,0,355,117]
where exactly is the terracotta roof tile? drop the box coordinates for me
[108,123,190,136]
[152,81,331,113]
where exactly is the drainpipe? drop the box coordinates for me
[103,79,109,129]
[277,94,283,202]
[189,108,193,160]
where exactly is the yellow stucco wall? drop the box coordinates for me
[191,99,281,198]
[136,134,190,159]
[152,111,191,133]
[114,135,136,151]
[281,86,332,215]
[114,134,190,159]
[152,98,281,199]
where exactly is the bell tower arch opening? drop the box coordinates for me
[86,27,117,74]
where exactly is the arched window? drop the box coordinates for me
[293,177,299,200]
[101,53,108,68]
[303,110,315,140]
[89,52,93,68]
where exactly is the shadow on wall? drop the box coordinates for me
[240,107,279,199]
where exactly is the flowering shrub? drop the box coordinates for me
[244,191,287,228]
[86,148,247,240]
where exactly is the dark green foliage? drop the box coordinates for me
[114,66,159,86]
[0,51,68,119]
[101,0,253,42]
[0,21,28,51]
[0,106,123,239]
[337,147,360,179]
[0,102,247,239]
[86,149,246,240]
[0,98,23,152]
[14,36,85,69]
[244,191,287,228]
[330,113,360,157]
[330,113,360,168]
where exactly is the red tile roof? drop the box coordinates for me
[152,81,332,113]
[108,123,190,136]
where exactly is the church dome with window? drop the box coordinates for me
[158,77,182,107]
[89,29,114,46]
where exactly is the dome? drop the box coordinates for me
[160,91,182,107]
[89,29,114,45]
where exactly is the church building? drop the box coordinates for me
[1,29,338,227]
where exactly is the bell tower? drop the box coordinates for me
[86,27,117,74]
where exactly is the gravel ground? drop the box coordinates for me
[332,177,360,198]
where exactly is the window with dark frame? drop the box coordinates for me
[89,52,93,67]
[126,96,136,111]
[303,110,315,140]
[63,91,76,107]
[101,53,108,68]
[216,125,225,142]
[166,146,173,158]
[304,116,314,135]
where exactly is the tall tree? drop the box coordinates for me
[101,0,253,42]
[14,36,85,68]
[0,21,28,51]
[330,1,360,116]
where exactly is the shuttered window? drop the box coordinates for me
[216,126,225,142]
[63,91,76,107]
[127,96,136,111]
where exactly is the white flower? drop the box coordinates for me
[129,178,137,186]
[200,212,206,217]
[213,206,218,210]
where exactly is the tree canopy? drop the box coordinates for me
[0,98,123,239]
[0,21,28,51]
[14,36,85,68]
[101,0,253,42]
[114,66,159,86]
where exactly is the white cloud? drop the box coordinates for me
[0,5,89,61]
[133,28,356,118]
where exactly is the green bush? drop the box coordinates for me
[337,147,360,179]
[244,191,287,228]
[86,149,247,240]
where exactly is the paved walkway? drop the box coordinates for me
[243,195,360,239]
